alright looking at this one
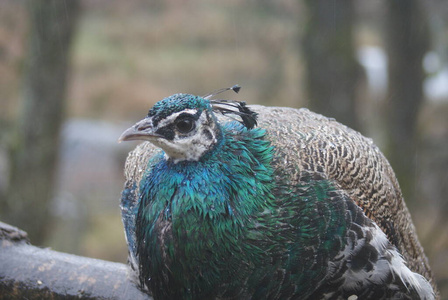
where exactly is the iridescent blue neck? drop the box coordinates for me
[135,121,275,297]
[139,122,274,221]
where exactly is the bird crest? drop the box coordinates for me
[204,85,258,130]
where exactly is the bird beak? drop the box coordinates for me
[118,117,161,143]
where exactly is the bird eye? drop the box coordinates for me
[175,118,195,133]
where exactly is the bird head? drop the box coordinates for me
[119,88,257,163]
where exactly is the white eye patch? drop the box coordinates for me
[152,110,220,163]
[157,109,199,129]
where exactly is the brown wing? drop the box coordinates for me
[251,105,436,293]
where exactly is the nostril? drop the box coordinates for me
[137,123,152,131]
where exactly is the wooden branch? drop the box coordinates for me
[0,222,152,300]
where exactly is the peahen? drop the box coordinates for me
[119,86,437,299]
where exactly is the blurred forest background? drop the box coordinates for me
[0,0,447,297]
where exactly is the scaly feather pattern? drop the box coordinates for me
[119,91,437,299]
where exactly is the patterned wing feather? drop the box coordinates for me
[120,142,161,274]
[250,105,436,292]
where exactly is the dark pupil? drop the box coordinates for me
[176,118,194,133]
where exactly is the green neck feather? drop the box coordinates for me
[137,122,275,298]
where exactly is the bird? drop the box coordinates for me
[119,85,437,300]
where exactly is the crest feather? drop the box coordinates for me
[203,85,258,129]
[210,99,258,129]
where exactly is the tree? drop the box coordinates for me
[302,0,362,131]
[384,0,430,205]
[1,0,80,244]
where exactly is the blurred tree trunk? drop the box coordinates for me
[384,0,430,206]
[1,0,80,244]
[255,3,285,106]
[302,0,362,131]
